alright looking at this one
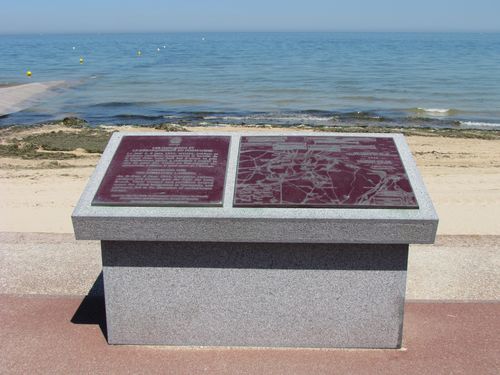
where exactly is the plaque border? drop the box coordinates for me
[91,135,231,207]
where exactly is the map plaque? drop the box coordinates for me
[74,131,438,348]
[92,135,230,206]
[234,136,418,208]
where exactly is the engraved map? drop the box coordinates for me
[234,136,418,208]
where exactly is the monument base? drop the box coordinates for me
[101,241,408,348]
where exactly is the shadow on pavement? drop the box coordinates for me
[71,272,108,341]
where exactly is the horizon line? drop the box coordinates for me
[1,30,500,36]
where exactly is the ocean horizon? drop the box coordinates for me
[1,32,500,129]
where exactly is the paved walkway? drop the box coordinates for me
[1,232,499,374]
[1,232,499,300]
[0,295,498,374]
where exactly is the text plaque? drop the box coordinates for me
[93,135,230,206]
[234,136,418,208]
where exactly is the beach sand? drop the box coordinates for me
[0,124,499,235]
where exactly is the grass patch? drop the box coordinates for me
[153,123,189,131]
[0,143,78,160]
[23,129,113,153]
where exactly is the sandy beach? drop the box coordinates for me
[1,123,499,235]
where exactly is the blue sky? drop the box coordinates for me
[1,0,499,33]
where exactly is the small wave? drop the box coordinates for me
[459,121,500,129]
[411,108,460,116]
[91,101,138,108]
[91,99,213,108]
[178,111,219,119]
[300,109,334,116]
[335,111,388,122]
[204,115,242,121]
[419,108,450,114]
[340,95,411,104]
[115,114,164,120]
[233,110,335,121]
[203,112,334,125]
[203,110,392,125]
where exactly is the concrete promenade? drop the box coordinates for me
[0,232,499,374]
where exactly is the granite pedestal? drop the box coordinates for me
[72,132,438,348]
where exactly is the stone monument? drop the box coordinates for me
[72,132,438,348]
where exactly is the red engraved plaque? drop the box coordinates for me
[92,136,230,206]
[234,136,418,208]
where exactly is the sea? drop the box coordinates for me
[1,32,500,129]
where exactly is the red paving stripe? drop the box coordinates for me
[0,295,499,375]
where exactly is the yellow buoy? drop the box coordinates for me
[137,50,142,56]
[79,57,84,64]
[26,70,32,77]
